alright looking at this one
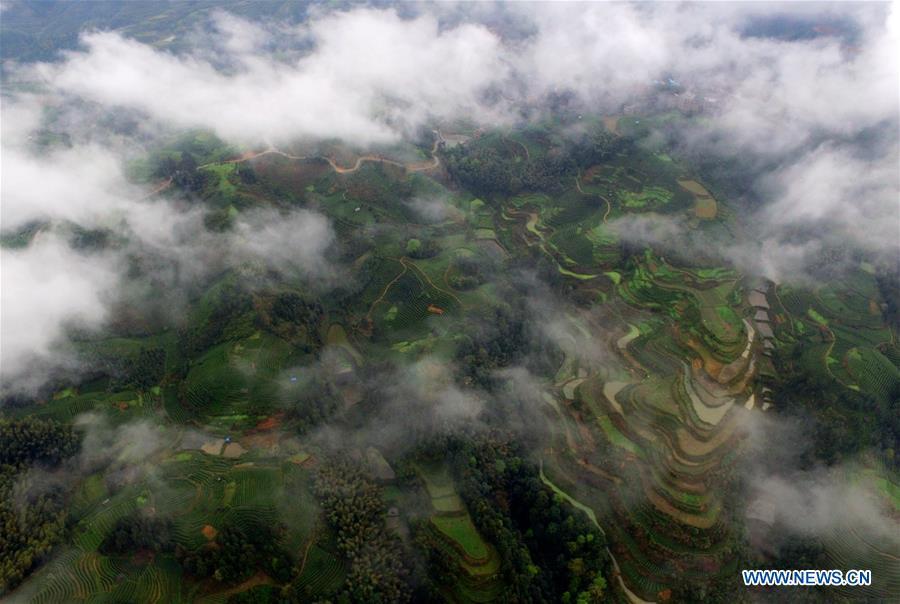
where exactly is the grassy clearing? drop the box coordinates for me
[201,162,238,198]
[618,186,673,210]
[431,515,490,561]
[432,493,465,513]
[807,308,829,326]
[417,463,457,500]
[326,324,362,366]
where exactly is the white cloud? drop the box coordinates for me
[751,468,900,551]
[760,143,900,255]
[2,2,898,389]
[231,208,337,281]
[33,8,510,146]
[0,89,340,391]
[1,143,137,231]
[0,234,118,383]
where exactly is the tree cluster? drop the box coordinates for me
[227,585,280,604]
[455,304,562,392]
[443,141,574,198]
[404,238,439,260]
[875,259,900,333]
[281,374,339,435]
[156,152,206,193]
[177,283,253,366]
[69,225,113,251]
[311,458,411,603]
[176,519,292,585]
[566,127,621,168]
[773,345,898,468]
[448,256,487,291]
[455,306,529,390]
[0,418,80,595]
[113,347,166,391]
[99,513,174,555]
[261,291,324,349]
[0,418,79,468]
[453,434,611,603]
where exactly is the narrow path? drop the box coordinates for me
[202,132,441,176]
[364,256,464,322]
[400,257,462,307]
[575,172,611,224]
[141,176,173,199]
[295,531,318,577]
[366,261,407,321]
[508,136,530,160]
[575,172,586,194]
[205,571,274,600]
[821,325,839,382]
[539,458,655,604]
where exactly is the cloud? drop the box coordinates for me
[607,187,897,283]
[2,2,897,391]
[608,213,691,248]
[1,144,139,231]
[0,234,119,389]
[0,206,339,393]
[0,97,142,232]
[519,270,613,368]
[309,355,485,456]
[759,143,900,258]
[0,95,340,393]
[75,413,171,471]
[735,408,898,560]
[522,2,899,277]
[231,208,337,281]
[31,8,511,146]
[16,3,899,155]
[404,195,454,224]
[748,467,900,554]
[16,4,899,245]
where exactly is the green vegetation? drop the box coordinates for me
[313,459,411,603]
[618,185,673,209]
[3,106,896,604]
[0,418,80,595]
[177,519,292,584]
[99,514,175,555]
[430,515,490,560]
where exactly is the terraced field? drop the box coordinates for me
[762,268,899,595]
[539,252,756,601]
[7,110,896,604]
[417,463,504,603]
[13,444,334,604]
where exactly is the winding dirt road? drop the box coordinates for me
[203,132,442,175]
[575,172,611,223]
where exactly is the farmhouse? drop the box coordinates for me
[753,310,770,323]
